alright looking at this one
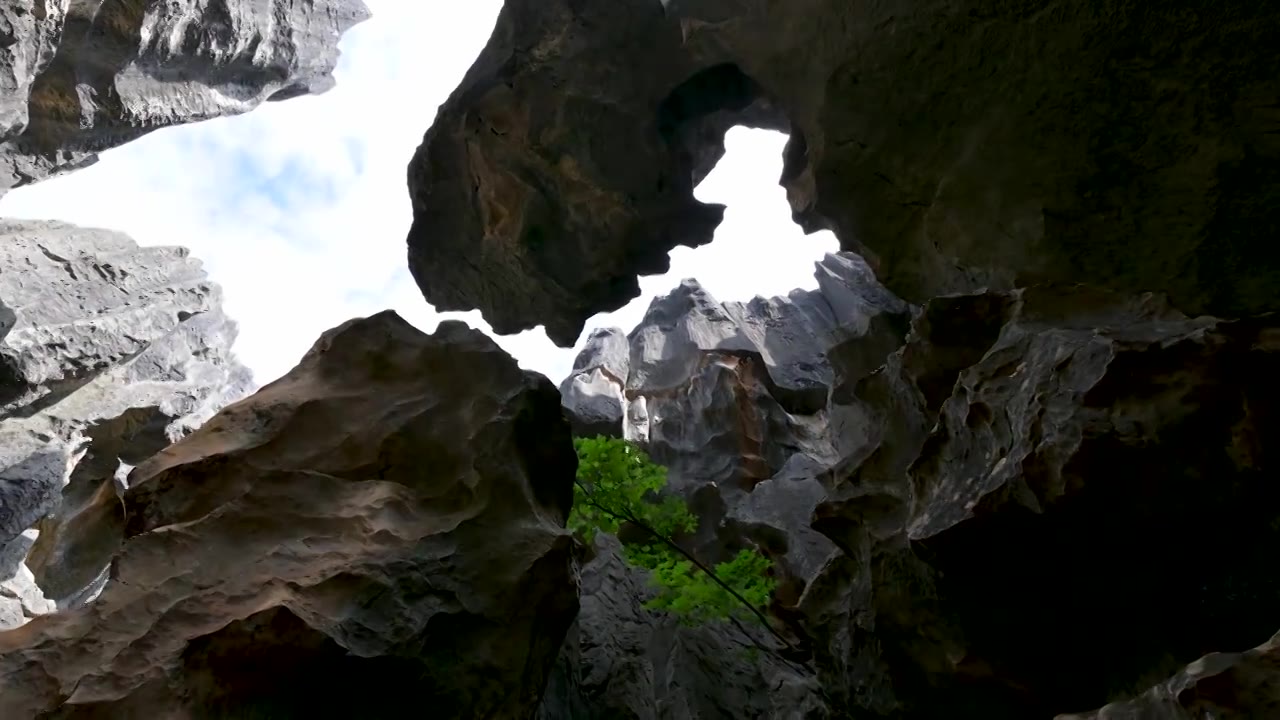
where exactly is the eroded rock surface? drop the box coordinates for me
[549,269,1280,718]
[0,0,370,193]
[803,286,1280,717]
[408,0,1280,345]
[0,312,579,719]
[1,219,250,630]
[546,252,912,718]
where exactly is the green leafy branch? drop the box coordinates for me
[568,436,796,652]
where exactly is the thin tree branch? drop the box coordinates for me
[574,480,801,654]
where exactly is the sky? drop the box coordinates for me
[0,0,836,387]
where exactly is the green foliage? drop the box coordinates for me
[569,436,777,626]
[568,436,695,544]
[635,547,776,624]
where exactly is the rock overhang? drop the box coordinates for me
[406,0,1280,347]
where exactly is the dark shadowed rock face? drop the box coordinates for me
[806,286,1280,718]
[0,219,251,630]
[0,0,370,193]
[1059,630,1280,720]
[0,313,580,719]
[407,0,1280,346]
[550,271,1280,718]
[546,252,912,719]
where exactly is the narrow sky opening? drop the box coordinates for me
[563,127,840,361]
[0,1,838,388]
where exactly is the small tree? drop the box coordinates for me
[568,436,787,642]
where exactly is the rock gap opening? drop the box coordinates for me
[570,126,840,360]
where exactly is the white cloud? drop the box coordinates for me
[0,0,836,387]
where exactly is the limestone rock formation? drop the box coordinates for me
[802,286,1279,717]
[0,0,370,194]
[407,0,1280,345]
[1,218,251,630]
[628,254,909,579]
[0,312,580,719]
[548,273,1280,718]
[559,326,629,438]
[546,252,913,718]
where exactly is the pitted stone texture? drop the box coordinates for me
[804,287,1280,717]
[408,0,1280,345]
[0,1,67,143]
[609,253,908,593]
[559,327,628,438]
[0,313,579,719]
[1,219,251,619]
[628,255,908,581]
[1,219,247,414]
[629,253,910,412]
[0,0,370,193]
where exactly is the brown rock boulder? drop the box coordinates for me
[0,312,579,719]
[407,0,1280,346]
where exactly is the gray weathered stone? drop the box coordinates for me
[559,327,628,438]
[0,0,370,193]
[1,219,251,624]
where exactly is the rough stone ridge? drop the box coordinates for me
[558,326,629,438]
[0,312,580,719]
[546,252,913,718]
[803,286,1280,717]
[1,218,251,630]
[407,0,1280,346]
[0,0,371,194]
[549,276,1280,717]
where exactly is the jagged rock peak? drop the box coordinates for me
[546,254,913,718]
[559,252,910,439]
[569,326,630,381]
[407,0,1280,344]
[0,311,579,718]
[0,0,371,193]
[628,252,911,409]
[1,218,251,630]
[558,326,629,438]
